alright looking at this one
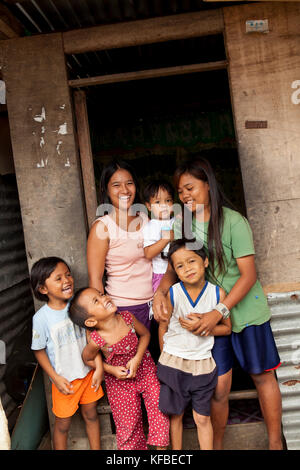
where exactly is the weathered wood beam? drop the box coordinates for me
[0,42,4,70]
[63,10,224,55]
[69,60,228,88]
[224,1,300,287]
[0,4,23,38]
[2,33,89,289]
[0,17,18,38]
[229,390,258,401]
[73,90,98,228]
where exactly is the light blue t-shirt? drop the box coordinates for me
[31,303,90,382]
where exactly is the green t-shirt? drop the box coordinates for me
[173,206,270,333]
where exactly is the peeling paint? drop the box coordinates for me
[282,380,300,387]
[59,104,66,110]
[53,122,68,135]
[41,126,46,134]
[58,123,67,135]
[56,140,63,155]
[34,107,46,123]
[39,137,45,148]
[37,158,48,168]
[64,158,71,167]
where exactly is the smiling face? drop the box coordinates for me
[79,288,117,328]
[146,187,173,220]
[107,168,136,211]
[177,172,210,214]
[171,247,208,286]
[39,262,74,308]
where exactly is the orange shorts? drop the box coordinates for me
[52,370,104,418]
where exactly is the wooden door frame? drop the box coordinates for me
[69,9,227,228]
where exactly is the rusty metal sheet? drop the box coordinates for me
[0,175,35,424]
[269,291,300,450]
[0,175,30,291]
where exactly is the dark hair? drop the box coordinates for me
[143,179,174,203]
[167,238,207,269]
[30,257,70,302]
[174,157,233,275]
[68,287,93,330]
[98,159,141,214]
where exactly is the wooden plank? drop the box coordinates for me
[63,10,224,55]
[73,90,98,228]
[229,389,258,400]
[0,4,23,38]
[248,199,300,286]
[263,283,300,295]
[0,18,19,38]
[2,33,89,289]
[224,2,300,287]
[69,60,228,88]
[0,42,4,70]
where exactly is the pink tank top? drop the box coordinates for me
[96,213,153,306]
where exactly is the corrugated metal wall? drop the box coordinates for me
[269,291,300,450]
[0,174,35,424]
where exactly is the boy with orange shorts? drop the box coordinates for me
[30,257,104,450]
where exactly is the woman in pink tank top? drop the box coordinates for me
[87,160,154,331]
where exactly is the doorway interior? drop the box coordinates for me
[69,33,263,428]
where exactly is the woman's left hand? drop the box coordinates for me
[191,310,222,336]
[181,310,222,336]
[179,314,202,333]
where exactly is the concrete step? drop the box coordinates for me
[39,421,269,451]
[182,422,269,450]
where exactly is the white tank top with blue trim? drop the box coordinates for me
[163,281,220,360]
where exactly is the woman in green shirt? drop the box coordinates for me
[153,157,282,450]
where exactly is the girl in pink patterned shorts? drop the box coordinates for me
[69,287,169,450]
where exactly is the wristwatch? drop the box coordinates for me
[215,302,230,319]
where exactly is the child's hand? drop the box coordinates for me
[126,357,140,379]
[111,366,130,380]
[54,375,74,395]
[91,368,103,392]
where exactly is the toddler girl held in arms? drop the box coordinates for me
[143,179,175,293]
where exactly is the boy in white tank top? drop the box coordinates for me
[157,239,231,450]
